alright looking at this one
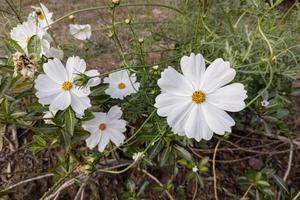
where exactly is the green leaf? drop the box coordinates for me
[257,180,270,187]
[272,174,289,193]
[149,140,163,159]
[64,107,75,136]
[160,147,170,167]
[33,135,47,147]
[0,124,6,151]
[4,38,24,53]
[61,130,71,149]
[174,145,193,162]
[27,35,41,55]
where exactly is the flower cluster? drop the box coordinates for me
[8,4,247,153]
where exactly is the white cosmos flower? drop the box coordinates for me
[154,53,247,141]
[10,20,51,54]
[28,3,53,29]
[69,24,92,40]
[104,70,140,100]
[34,56,96,115]
[82,106,127,152]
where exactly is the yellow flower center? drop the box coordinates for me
[98,123,106,131]
[36,10,45,20]
[118,82,126,90]
[192,90,206,104]
[62,81,73,91]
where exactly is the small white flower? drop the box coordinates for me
[28,3,53,29]
[35,56,94,115]
[261,100,270,107]
[82,106,127,152]
[43,111,55,124]
[69,24,92,40]
[104,70,140,100]
[155,53,247,141]
[132,152,144,162]
[10,20,51,54]
[192,166,198,172]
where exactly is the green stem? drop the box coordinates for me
[50,3,187,27]
[213,140,221,200]
[240,184,253,200]
[246,20,274,107]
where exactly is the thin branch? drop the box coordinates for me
[276,140,294,200]
[1,173,53,193]
[139,168,174,200]
[213,140,221,200]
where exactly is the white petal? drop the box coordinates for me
[157,67,194,96]
[86,131,101,149]
[167,101,194,136]
[44,47,64,60]
[200,58,236,93]
[155,93,190,117]
[82,123,98,135]
[49,92,71,113]
[184,105,213,141]
[69,24,91,40]
[71,87,90,97]
[70,94,91,116]
[106,128,125,146]
[35,74,61,92]
[66,56,86,80]
[36,90,61,105]
[202,102,235,135]
[206,83,247,112]
[98,133,110,152]
[180,53,205,88]
[43,58,67,83]
[107,106,122,120]
[107,119,127,132]
[85,70,101,87]
[105,87,124,100]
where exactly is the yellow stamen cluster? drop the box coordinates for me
[98,123,106,131]
[62,81,73,91]
[118,82,126,90]
[192,90,206,104]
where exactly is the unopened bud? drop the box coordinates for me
[68,15,75,21]
[107,31,114,38]
[138,37,144,43]
[112,0,120,5]
[125,18,131,24]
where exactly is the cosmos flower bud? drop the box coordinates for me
[138,37,144,43]
[112,0,120,5]
[107,31,114,38]
[82,164,95,175]
[125,18,132,24]
[73,73,90,87]
[68,14,75,21]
